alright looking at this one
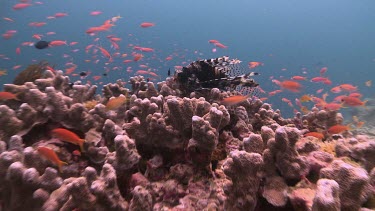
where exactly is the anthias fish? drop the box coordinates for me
[37,146,67,172]
[51,128,85,151]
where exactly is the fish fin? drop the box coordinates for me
[346,123,353,131]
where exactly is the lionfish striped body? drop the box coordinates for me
[174,56,260,96]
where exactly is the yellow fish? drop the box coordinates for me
[299,95,312,103]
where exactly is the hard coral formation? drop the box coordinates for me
[222,150,263,210]
[0,65,375,211]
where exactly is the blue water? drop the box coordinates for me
[1,0,375,117]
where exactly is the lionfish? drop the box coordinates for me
[173,56,260,96]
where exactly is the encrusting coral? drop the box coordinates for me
[0,65,374,211]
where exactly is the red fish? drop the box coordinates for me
[248,62,263,69]
[97,46,112,61]
[90,11,102,16]
[140,22,155,28]
[327,125,351,134]
[319,67,328,75]
[13,3,32,10]
[341,96,367,107]
[339,84,357,92]
[304,132,324,140]
[220,94,251,106]
[106,95,128,110]
[51,128,85,151]
[310,77,329,83]
[37,146,67,172]
[330,86,341,93]
[49,40,67,46]
[214,42,227,48]
[208,39,219,44]
[279,80,302,92]
[54,13,68,18]
[140,47,154,52]
[3,17,15,22]
[323,102,342,111]
[133,53,143,61]
[291,76,306,81]
[0,92,19,101]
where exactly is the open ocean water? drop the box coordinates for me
[1,0,375,118]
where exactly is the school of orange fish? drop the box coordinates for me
[0,0,373,169]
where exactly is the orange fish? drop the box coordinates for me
[279,80,302,92]
[0,91,19,101]
[248,61,263,69]
[49,40,67,46]
[140,22,155,28]
[208,39,219,44]
[93,75,102,81]
[106,95,128,110]
[51,128,85,151]
[37,146,67,172]
[327,125,351,134]
[323,102,342,111]
[341,96,367,107]
[299,94,312,102]
[310,77,329,83]
[140,47,154,52]
[13,3,32,10]
[339,84,357,92]
[90,11,102,16]
[330,86,341,93]
[86,26,108,34]
[348,92,362,98]
[365,80,372,87]
[291,76,306,81]
[97,46,112,61]
[133,53,143,61]
[123,59,133,64]
[300,106,310,114]
[304,132,324,140]
[65,65,77,75]
[3,17,15,22]
[319,67,328,75]
[220,94,251,106]
[54,12,68,18]
[214,42,227,49]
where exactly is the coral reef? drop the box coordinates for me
[0,65,375,211]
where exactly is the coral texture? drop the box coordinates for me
[0,69,374,211]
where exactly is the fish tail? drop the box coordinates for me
[346,123,353,131]
[79,139,85,152]
[58,161,68,173]
[14,92,22,101]
[363,100,368,107]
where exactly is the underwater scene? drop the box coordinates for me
[1,0,375,210]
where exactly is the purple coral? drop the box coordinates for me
[320,160,371,211]
[222,150,263,211]
[0,66,374,211]
[312,179,341,211]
